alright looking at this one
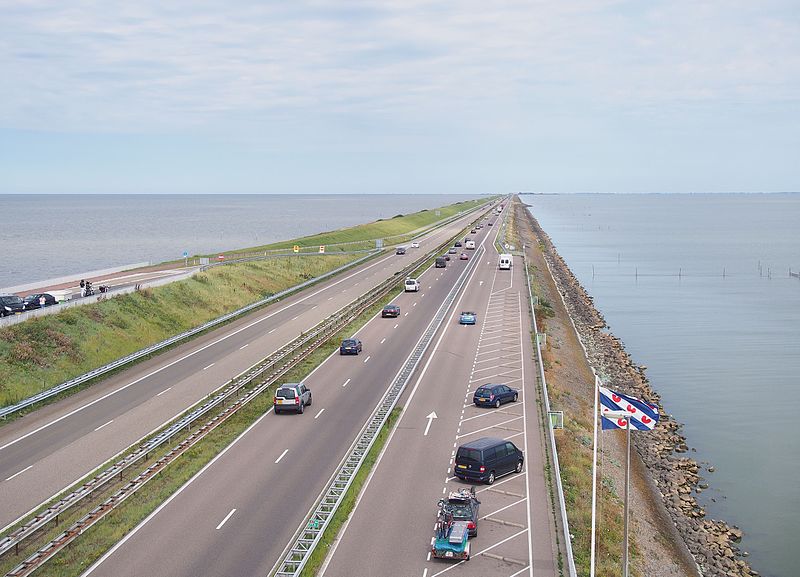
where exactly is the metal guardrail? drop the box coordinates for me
[0,252,380,420]
[523,250,578,577]
[271,243,486,577]
[2,240,452,576]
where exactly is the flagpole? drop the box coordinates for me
[623,414,631,577]
[590,375,598,577]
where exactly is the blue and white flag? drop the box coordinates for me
[599,386,660,430]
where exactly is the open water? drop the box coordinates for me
[523,193,800,577]
[0,194,483,288]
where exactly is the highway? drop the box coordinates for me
[0,207,486,532]
[320,223,559,577]
[80,218,492,577]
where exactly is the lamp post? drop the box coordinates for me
[602,409,632,577]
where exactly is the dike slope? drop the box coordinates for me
[515,198,756,577]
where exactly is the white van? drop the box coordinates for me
[465,240,476,250]
[404,278,420,292]
[498,254,512,270]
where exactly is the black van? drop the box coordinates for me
[435,256,447,268]
[454,437,524,485]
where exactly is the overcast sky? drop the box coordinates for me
[1,1,797,194]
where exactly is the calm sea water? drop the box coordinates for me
[0,194,483,288]
[523,193,800,577]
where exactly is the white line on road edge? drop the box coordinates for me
[275,449,289,464]
[94,420,114,432]
[202,363,215,371]
[156,387,172,397]
[5,465,33,482]
[216,508,236,530]
[239,343,249,350]
[342,378,351,387]
[314,408,326,419]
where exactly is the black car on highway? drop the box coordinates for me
[0,294,25,317]
[340,338,363,355]
[455,437,524,485]
[22,293,57,310]
[382,304,400,318]
[473,383,518,408]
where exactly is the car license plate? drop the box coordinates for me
[479,398,488,402]
[457,464,467,469]
[446,552,453,558]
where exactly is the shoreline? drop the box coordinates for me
[518,199,757,577]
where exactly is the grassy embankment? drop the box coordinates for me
[9,278,415,577]
[0,197,490,408]
[514,199,627,576]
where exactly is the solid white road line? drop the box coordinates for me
[202,363,215,371]
[5,465,33,482]
[314,408,326,419]
[156,387,172,397]
[275,449,289,464]
[94,420,114,432]
[342,378,351,387]
[215,508,236,530]
[239,343,249,350]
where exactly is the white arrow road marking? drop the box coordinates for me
[5,465,32,482]
[275,449,289,464]
[424,411,438,436]
[216,508,236,530]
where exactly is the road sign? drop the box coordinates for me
[548,411,564,429]
[319,245,325,253]
[293,245,300,253]
[182,251,188,258]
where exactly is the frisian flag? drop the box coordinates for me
[599,386,660,430]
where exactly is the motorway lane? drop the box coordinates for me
[321,230,560,577]
[80,228,486,577]
[0,209,486,531]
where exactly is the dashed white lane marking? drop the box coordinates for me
[239,343,249,350]
[315,408,326,419]
[291,315,300,321]
[94,419,114,432]
[268,328,277,334]
[423,568,429,577]
[393,323,399,329]
[156,387,172,397]
[202,363,215,371]
[342,378,351,387]
[380,338,386,344]
[5,465,33,482]
[413,302,417,307]
[363,356,371,363]
[216,508,236,530]
[405,312,409,316]
[275,449,289,464]
[328,296,334,300]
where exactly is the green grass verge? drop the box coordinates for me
[7,287,406,577]
[0,254,359,407]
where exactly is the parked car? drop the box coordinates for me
[448,247,457,254]
[459,311,477,325]
[382,304,401,318]
[0,294,25,317]
[473,383,518,408]
[22,293,57,310]
[435,257,447,268]
[460,253,468,260]
[404,278,420,292]
[454,241,462,247]
[340,338,363,355]
[411,241,420,248]
[274,382,312,414]
[438,487,481,537]
[396,247,407,255]
[454,437,524,485]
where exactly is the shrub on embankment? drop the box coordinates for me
[0,255,355,407]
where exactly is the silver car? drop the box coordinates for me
[274,382,312,414]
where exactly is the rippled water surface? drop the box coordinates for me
[524,193,800,577]
[0,194,482,288]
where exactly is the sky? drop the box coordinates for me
[0,0,798,194]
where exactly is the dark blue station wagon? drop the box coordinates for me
[473,384,518,408]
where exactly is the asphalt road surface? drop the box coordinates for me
[80,220,491,577]
[320,229,560,577]
[0,207,486,532]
